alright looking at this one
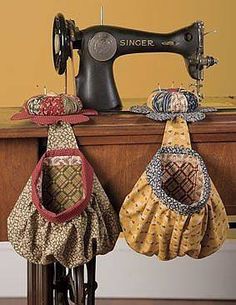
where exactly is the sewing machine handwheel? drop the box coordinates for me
[53,13,71,75]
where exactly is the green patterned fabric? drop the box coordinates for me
[42,164,83,213]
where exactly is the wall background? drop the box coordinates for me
[0,0,235,107]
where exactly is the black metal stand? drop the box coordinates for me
[53,257,98,305]
[86,257,97,305]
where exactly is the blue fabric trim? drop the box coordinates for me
[130,105,216,122]
[146,146,211,216]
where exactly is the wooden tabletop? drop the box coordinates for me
[1,107,236,139]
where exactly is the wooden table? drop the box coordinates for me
[0,107,236,304]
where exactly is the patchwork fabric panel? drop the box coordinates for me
[130,89,216,122]
[161,155,204,205]
[42,156,84,213]
[26,93,83,116]
[149,89,198,113]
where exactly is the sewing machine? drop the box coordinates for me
[52,13,218,111]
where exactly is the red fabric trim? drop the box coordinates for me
[11,109,32,120]
[11,108,98,123]
[31,148,94,223]
[31,114,90,125]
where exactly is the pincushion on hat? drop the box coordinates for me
[131,88,215,122]
[147,89,198,113]
[11,92,97,124]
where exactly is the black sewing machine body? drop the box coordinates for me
[53,14,217,110]
[76,24,203,110]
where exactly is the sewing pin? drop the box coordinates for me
[100,6,104,25]
[44,86,47,95]
[64,68,68,94]
[189,83,195,93]
[204,29,217,36]
[179,83,184,91]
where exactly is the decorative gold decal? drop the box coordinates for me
[161,40,176,46]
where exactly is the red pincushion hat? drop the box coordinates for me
[11,92,97,125]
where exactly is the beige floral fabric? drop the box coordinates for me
[120,117,228,260]
[8,122,120,268]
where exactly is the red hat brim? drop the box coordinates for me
[11,108,98,125]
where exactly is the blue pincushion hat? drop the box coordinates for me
[130,88,215,122]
